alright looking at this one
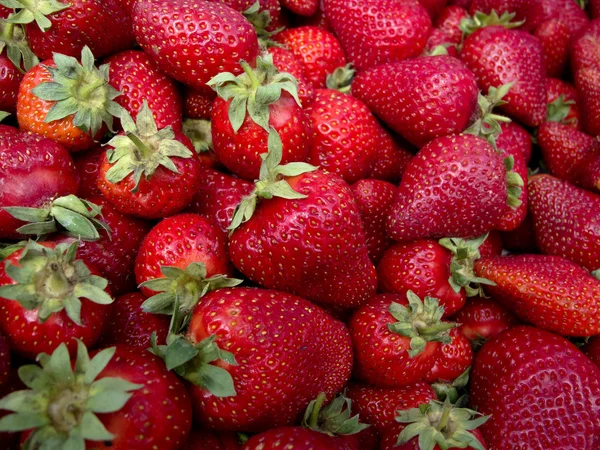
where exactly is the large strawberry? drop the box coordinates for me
[470,326,600,448]
[323,0,432,71]
[0,342,192,449]
[132,0,259,93]
[0,240,113,359]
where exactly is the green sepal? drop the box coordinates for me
[387,291,457,358]
[182,118,213,153]
[302,392,369,437]
[431,367,470,403]
[242,1,283,49]
[547,95,576,124]
[427,44,451,57]
[460,10,524,37]
[0,19,38,73]
[0,0,69,32]
[0,241,26,261]
[438,234,497,297]
[325,64,355,94]
[463,83,513,149]
[591,269,600,280]
[504,156,524,209]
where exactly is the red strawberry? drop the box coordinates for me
[494,150,527,231]
[97,102,202,219]
[305,89,378,183]
[242,427,358,450]
[475,254,600,336]
[73,145,104,198]
[434,5,468,43]
[570,144,600,193]
[496,120,532,162]
[0,332,8,387]
[132,0,259,93]
[273,26,346,88]
[1,0,135,61]
[452,296,519,344]
[184,89,215,120]
[534,18,570,78]
[281,0,319,16]
[290,1,332,30]
[575,68,600,137]
[500,211,538,253]
[583,336,600,368]
[0,343,192,449]
[0,240,113,359]
[423,327,473,383]
[323,0,431,71]
[571,18,600,75]
[369,122,413,183]
[528,174,600,272]
[419,0,450,19]
[351,179,397,264]
[268,46,315,107]
[183,429,242,450]
[105,49,183,131]
[216,0,284,31]
[546,77,581,128]
[350,292,455,387]
[96,292,170,349]
[478,230,503,257]
[470,326,600,448]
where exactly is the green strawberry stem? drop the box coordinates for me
[182,119,212,153]
[432,367,470,403]
[308,393,327,429]
[243,1,282,49]
[302,392,369,436]
[1,0,70,32]
[463,83,513,149]
[547,95,576,124]
[240,59,261,91]
[459,11,524,37]
[505,156,525,209]
[326,64,355,94]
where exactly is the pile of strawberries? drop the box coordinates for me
[0,0,599,449]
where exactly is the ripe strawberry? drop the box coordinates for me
[534,18,570,78]
[216,0,284,31]
[0,342,192,449]
[350,292,455,387]
[570,144,600,193]
[323,0,431,71]
[97,102,202,219]
[475,254,600,336]
[268,46,315,107]
[281,0,319,16]
[183,429,242,450]
[353,56,478,148]
[0,332,8,387]
[132,0,259,94]
[575,68,600,137]
[478,230,503,257]
[423,327,473,383]
[369,122,413,183]
[0,240,113,359]
[495,120,531,162]
[452,296,519,344]
[500,211,538,253]
[184,89,215,120]
[546,77,581,128]
[571,18,600,75]
[17,47,125,152]
[434,5,468,42]
[528,174,600,272]
[290,1,332,30]
[470,326,600,448]
[0,0,135,60]
[495,150,527,231]
[105,49,183,131]
[273,26,346,88]
[582,336,600,368]
[538,121,594,180]
[73,145,103,198]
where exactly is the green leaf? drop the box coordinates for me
[73,282,113,305]
[228,95,248,132]
[63,296,83,326]
[84,347,116,385]
[79,412,114,441]
[51,206,99,240]
[0,412,48,432]
[45,343,73,383]
[3,206,50,223]
[194,364,236,397]
[164,337,200,371]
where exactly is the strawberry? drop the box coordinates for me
[570,18,600,75]
[575,68,600,137]
[495,120,531,162]
[419,0,450,19]
[423,327,473,383]
[478,231,503,257]
[570,144,600,193]
[323,0,431,71]
[470,326,600,448]
[17,47,125,152]
[305,88,378,183]
[281,0,319,16]
[349,292,455,387]
[426,5,468,52]
[452,296,519,344]
[208,55,311,181]
[351,179,397,264]
[0,331,8,387]
[0,0,135,60]
[184,89,215,120]
[353,55,478,148]
[268,46,315,107]
[105,49,183,131]
[0,240,113,359]
[369,128,413,183]
[546,77,581,128]
[528,174,600,272]
[290,1,332,30]
[216,0,284,31]
[582,336,600,368]
[500,211,538,253]
[475,254,600,336]
[97,102,202,219]
[534,19,569,78]
[73,146,103,198]
[132,0,259,93]
[183,429,242,450]
[273,26,346,88]
[0,342,192,449]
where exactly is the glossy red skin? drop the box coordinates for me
[423,327,472,383]
[105,50,183,131]
[575,68,600,137]
[351,179,397,264]
[377,241,465,317]
[369,122,413,183]
[268,47,315,108]
[386,134,507,242]
[0,331,9,387]
[528,174,600,272]
[582,336,600,369]
[0,242,112,360]
[538,122,594,180]
[534,18,569,78]
[73,146,104,198]
[471,326,600,449]
[187,287,353,432]
[571,19,600,75]
[500,212,538,253]
[495,149,527,232]
[452,296,519,343]
[346,382,436,434]
[478,231,503,258]
[95,292,170,349]
[282,0,319,16]
[182,429,241,450]
[0,53,22,113]
[571,145,600,193]
[184,89,215,120]
[546,78,581,129]
[349,294,443,387]
[496,121,531,163]
[187,168,254,234]
[132,0,259,93]
[353,56,478,148]
[242,427,360,450]
[0,126,79,239]
[460,26,546,127]
[97,131,202,219]
[475,254,600,337]
[322,0,431,72]
[433,5,467,43]
[290,1,332,30]
[273,26,346,89]
[211,93,311,181]
[135,213,233,298]
[380,426,486,450]
[229,170,377,309]
[24,0,135,60]
[306,89,378,183]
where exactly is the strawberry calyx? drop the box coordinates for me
[0,241,25,261]
[182,118,213,154]
[459,10,524,37]
[243,1,283,49]
[504,155,524,208]
[464,83,513,149]
[425,45,451,57]
[546,95,577,124]
[592,269,600,280]
[395,397,489,450]
[0,341,142,449]
[431,367,470,404]
[105,101,193,193]
[0,0,69,32]
[0,240,114,324]
[207,54,300,133]
[31,46,124,137]
[326,64,355,94]
[0,19,38,72]
[438,234,497,297]
[302,392,370,436]
[4,195,112,240]
[228,127,318,232]
[387,291,456,358]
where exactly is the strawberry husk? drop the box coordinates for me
[459,10,524,38]
[243,1,283,49]
[546,95,577,124]
[302,392,369,436]
[0,19,38,72]
[182,118,213,153]
[431,367,470,404]
[0,0,69,32]
[326,64,355,94]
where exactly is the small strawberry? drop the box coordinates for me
[281,0,319,16]
[0,240,113,359]
[582,336,600,368]
[268,46,315,107]
[534,18,570,78]
[575,68,600,137]
[423,327,473,383]
[546,77,581,128]
[452,296,519,344]
[184,89,215,120]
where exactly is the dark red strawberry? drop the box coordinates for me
[496,120,532,162]
[538,121,594,180]
[546,77,581,128]
[184,89,215,120]
[500,211,538,253]
[268,46,315,107]
[73,145,103,198]
[423,327,473,383]
[132,0,259,93]
[571,18,600,75]
[470,326,600,448]
[582,336,600,368]
[290,1,332,30]
[369,122,413,183]
[534,18,569,78]
[353,55,478,148]
[575,68,600,137]
[0,331,8,387]
[570,144,600,193]
[282,0,319,16]
[452,296,519,344]
[0,240,113,359]
[182,429,242,450]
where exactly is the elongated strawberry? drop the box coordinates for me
[132,0,259,93]
[0,240,113,359]
[470,326,600,448]
[452,296,519,344]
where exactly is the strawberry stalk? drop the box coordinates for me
[546,95,577,124]
[0,0,69,32]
